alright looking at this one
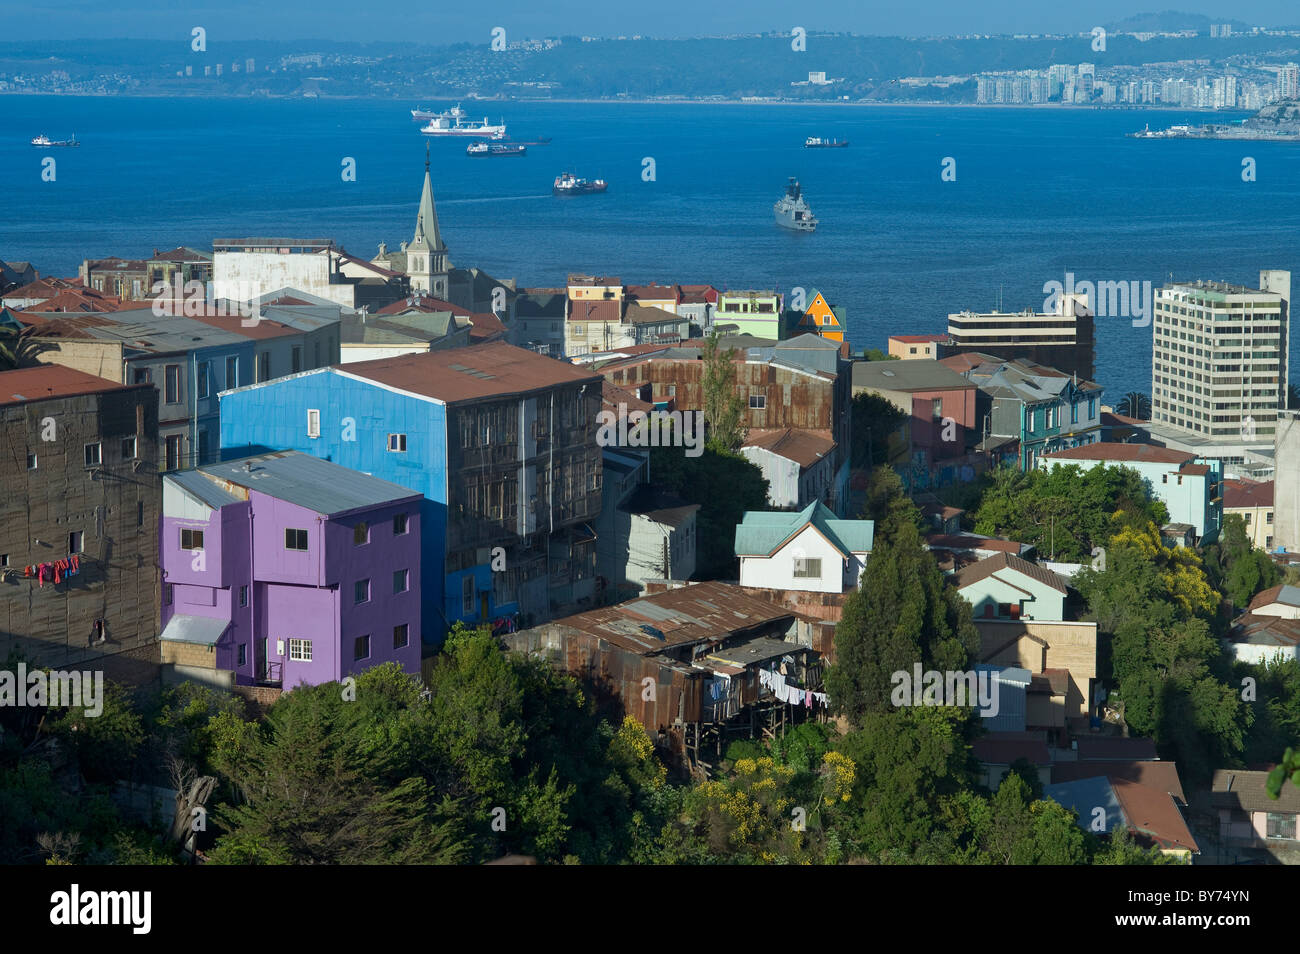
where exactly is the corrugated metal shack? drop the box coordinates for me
[503,580,824,774]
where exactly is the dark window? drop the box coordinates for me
[121,436,137,459]
[84,443,101,467]
[180,527,204,550]
[165,435,181,470]
[749,394,766,409]
[133,367,152,384]
[354,634,371,661]
[164,364,180,404]
[354,522,369,545]
[393,569,409,593]
[225,356,238,389]
[354,579,370,604]
[26,453,37,470]
[238,644,247,667]
[285,528,308,550]
[291,346,302,373]
[393,624,409,649]
[239,585,249,607]
[68,531,83,553]
[393,513,408,535]
[197,361,210,399]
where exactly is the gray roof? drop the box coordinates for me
[42,309,252,353]
[160,614,230,645]
[199,451,420,516]
[341,311,460,345]
[1043,777,1124,834]
[165,470,242,510]
[852,358,972,393]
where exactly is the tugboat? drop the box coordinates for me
[774,178,817,231]
[804,136,849,148]
[553,172,607,196]
[31,133,79,147]
[467,141,527,157]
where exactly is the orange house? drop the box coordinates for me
[796,290,845,344]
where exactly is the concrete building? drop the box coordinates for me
[1275,411,1300,554]
[565,275,625,356]
[852,358,978,477]
[0,366,160,682]
[739,428,837,510]
[1150,272,1290,461]
[953,551,1068,622]
[512,288,567,356]
[1039,442,1223,543]
[735,501,873,594]
[945,292,1095,381]
[714,290,783,340]
[219,342,605,639]
[159,451,422,690]
[888,334,947,360]
[214,238,407,311]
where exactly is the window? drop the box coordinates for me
[288,638,313,662]
[749,394,766,410]
[393,569,409,594]
[180,528,204,550]
[313,341,321,366]
[388,433,407,452]
[121,436,137,459]
[137,501,144,527]
[393,624,409,649]
[462,575,475,614]
[225,356,239,389]
[393,513,408,535]
[197,361,210,399]
[285,528,308,550]
[307,409,321,438]
[133,368,152,385]
[165,435,181,470]
[1243,513,1252,525]
[354,634,371,661]
[931,398,943,419]
[354,522,369,545]
[239,585,249,607]
[68,531,83,553]
[256,352,270,382]
[164,364,180,404]
[1266,813,1296,840]
[238,644,247,667]
[0,555,6,567]
[1071,401,1079,424]
[354,579,370,604]
[164,584,173,605]
[198,430,209,464]
[792,557,821,579]
[84,443,102,467]
[26,453,37,470]
[291,346,302,373]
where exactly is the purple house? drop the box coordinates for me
[159,450,422,689]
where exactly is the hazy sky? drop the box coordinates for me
[4,1,1298,42]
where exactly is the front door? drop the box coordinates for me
[257,638,268,681]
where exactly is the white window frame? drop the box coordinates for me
[388,433,407,452]
[84,442,102,467]
[288,638,312,662]
[307,408,321,438]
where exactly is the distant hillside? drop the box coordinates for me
[1107,10,1256,33]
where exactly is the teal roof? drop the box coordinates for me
[734,500,873,558]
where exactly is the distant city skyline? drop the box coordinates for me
[5,2,1300,43]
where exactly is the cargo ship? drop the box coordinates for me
[411,104,463,122]
[553,172,607,196]
[774,178,817,231]
[468,141,527,157]
[804,136,848,148]
[421,113,507,138]
[30,134,79,147]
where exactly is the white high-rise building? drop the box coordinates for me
[1280,63,1300,100]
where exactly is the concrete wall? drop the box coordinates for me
[1276,412,1300,554]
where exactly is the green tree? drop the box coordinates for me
[850,392,908,468]
[701,332,746,451]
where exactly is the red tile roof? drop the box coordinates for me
[1224,478,1274,509]
[569,299,621,323]
[0,366,131,406]
[953,551,1068,595]
[374,294,472,317]
[890,334,947,343]
[337,341,602,404]
[1111,777,1198,853]
[466,312,507,343]
[1249,584,1300,611]
[741,428,836,470]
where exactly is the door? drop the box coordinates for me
[257,638,268,681]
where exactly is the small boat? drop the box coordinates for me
[467,141,527,157]
[804,136,848,148]
[31,134,79,147]
[553,172,607,196]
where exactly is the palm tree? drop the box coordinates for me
[0,325,51,371]
[1116,391,1151,420]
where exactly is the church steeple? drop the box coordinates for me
[406,143,449,298]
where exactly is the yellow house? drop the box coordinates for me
[797,290,845,344]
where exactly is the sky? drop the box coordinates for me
[2,1,1299,43]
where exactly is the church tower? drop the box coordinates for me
[406,144,450,299]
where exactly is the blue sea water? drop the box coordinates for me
[3,96,1300,400]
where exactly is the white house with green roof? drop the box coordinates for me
[735,501,873,593]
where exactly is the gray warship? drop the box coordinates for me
[774,177,817,232]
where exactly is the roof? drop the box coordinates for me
[195,451,420,517]
[569,299,621,323]
[1051,759,1188,804]
[0,366,132,406]
[925,533,1029,556]
[740,428,836,470]
[1224,479,1274,510]
[953,551,1068,595]
[1212,769,1300,814]
[335,342,602,404]
[1075,736,1159,761]
[734,500,874,558]
[466,312,508,343]
[374,294,472,317]
[160,614,231,645]
[1248,584,1300,612]
[540,580,804,655]
[26,307,253,352]
[164,470,243,510]
[851,358,973,393]
[618,484,700,528]
[1044,775,1198,852]
[624,303,680,326]
[602,380,654,414]
[1042,443,1195,465]
[1229,613,1300,648]
[889,334,948,344]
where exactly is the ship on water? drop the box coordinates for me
[804,136,848,148]
[421,112,507,137]
[774,178,817,232]
[411,104,464,122]
[553,172,607,196]
[468,141,527,157]
[30,134,79,147]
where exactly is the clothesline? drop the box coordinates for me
[23,555,81,587]
[758,667,829,709]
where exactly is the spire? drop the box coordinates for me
[410,147,444,254]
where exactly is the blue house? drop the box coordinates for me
[219,341,605,642]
